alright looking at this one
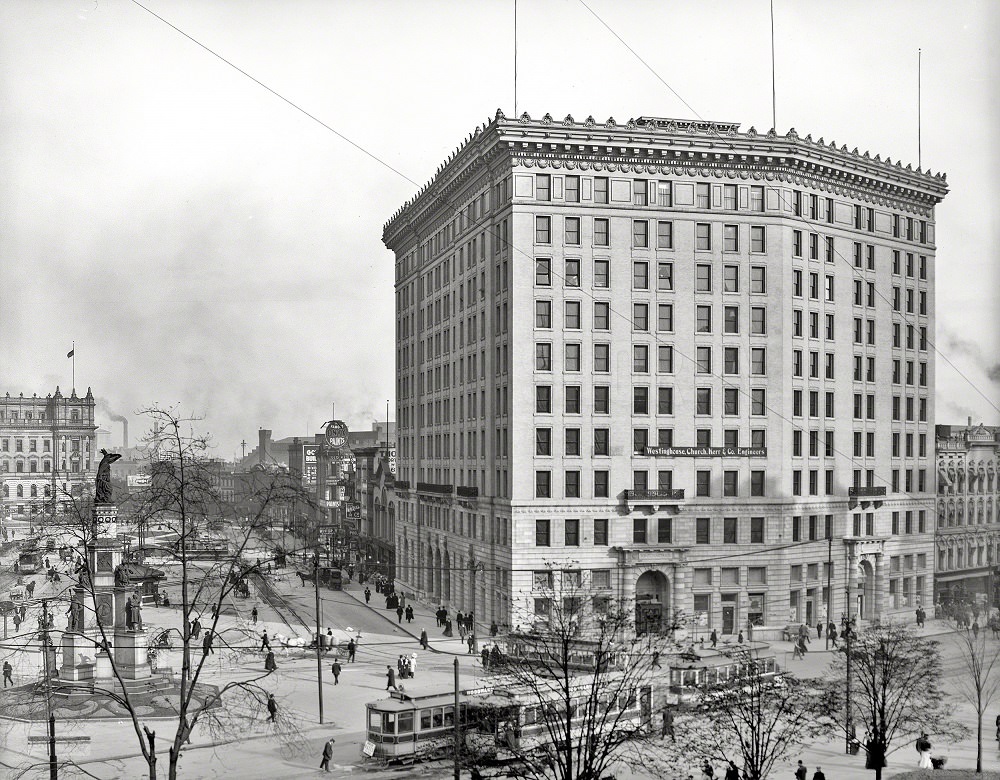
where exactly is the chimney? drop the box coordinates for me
[331,403,336,422]
[259,428,272,466]
[969,416,973,427]
[122,418,129,449]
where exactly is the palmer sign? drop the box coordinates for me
[644,446,767,458]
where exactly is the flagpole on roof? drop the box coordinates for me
[68,342,75,393]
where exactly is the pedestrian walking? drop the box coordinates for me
[420,629,429,650]
[794,760,807,780]
[202,630,214,656]
[816,621,823,639]
[405,605,414,623]
[811,768,826,780]
[331,660,341,684]
[456,611,465,638]
[347,639,356,662]
[701,758,715,779]
[799,623,811,645]
[251,606,258,624]
[481,647,490,668]
[364,587,371,604]
[435,607,444,627]
[916,733,933,769]
[661,707,675,741]
[191,617,202,640]
[710,629,718,648]
[652,650,662,669]
[211,603,218,620]
[266,693,278,722]
[260,631,270,652]
[264,650,277,672]
[386,665,396,690]
[467,633,475,654]
[2,661,12,687]
[396,605,404,623]
[490,621,498,637]
[320,737,335,771]
[973,620,980,639]
[725,761,740,780]
[792,639,804,660]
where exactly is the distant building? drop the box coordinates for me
[384,111,947,633]
[0,387,98,520]
[935,422,1000,604]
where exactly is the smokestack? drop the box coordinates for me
[259,428,272,466]
[122,418,129,449]
[331,403,336,422]
[969,416,973,427]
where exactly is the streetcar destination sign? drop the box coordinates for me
[644,446,767,457]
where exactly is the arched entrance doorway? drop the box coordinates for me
[635,570,670,635]
[857,559,875,620]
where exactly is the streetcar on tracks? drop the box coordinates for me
[666,642,781,706]
[363,673,652,765]
[17,541,41,574]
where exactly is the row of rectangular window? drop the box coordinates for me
[534,216,768,252]
[535,301,769,338]
[534,175,766,212]
[534,469,767,498]
[535,258,769,294]
[537,425,767,455]
[535,515,775,549]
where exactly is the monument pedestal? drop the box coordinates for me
[59,631,96,682]
[114,630,151,680]
[94,649,113,684]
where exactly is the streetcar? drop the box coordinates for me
[17,542,41,574]
[666,642,781,706]
[363,673,652,765]
[363,688,481,762]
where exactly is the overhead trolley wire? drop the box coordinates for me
[123,1,969,517]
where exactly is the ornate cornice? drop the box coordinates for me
[383,109,948,248]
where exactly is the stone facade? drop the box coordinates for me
[935,423,1000,604]
[0,387,97,521]
[384,111,947,634]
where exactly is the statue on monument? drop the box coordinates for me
[95,448,122,504]
[114,563,131,588]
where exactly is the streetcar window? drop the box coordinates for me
[368,711,382,732]
[420,710,432,730]
[382,713,397,734]
[398,712,414,733]
[432,708,444,728]
[443,706,454,727]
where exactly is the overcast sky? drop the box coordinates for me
[1,0,997,457]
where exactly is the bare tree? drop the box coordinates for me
[821,622,968,780]
[670,645,832,780]
[50,405,315,779]
[946,615,1000,773]
[474,564,679,780]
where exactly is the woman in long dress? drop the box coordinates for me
[917,733,933,769]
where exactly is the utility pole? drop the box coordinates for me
[314,551,325,724]
[453,658,460,780]
[826,533,833,651]
[42,599,57,779]
[470,560,484,653]
[240,440,247,461]
[844,541,853,755]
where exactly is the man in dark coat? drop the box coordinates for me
[266,693,278,722]
[386,665,396,690]
[420,629,429,650]
[202,630,214,656]
[331,660,341,685]
[320,737,335,771]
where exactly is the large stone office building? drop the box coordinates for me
[383,110,947,635]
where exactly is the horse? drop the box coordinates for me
[295,571,315,587]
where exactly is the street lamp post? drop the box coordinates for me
[470,559,485,653]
